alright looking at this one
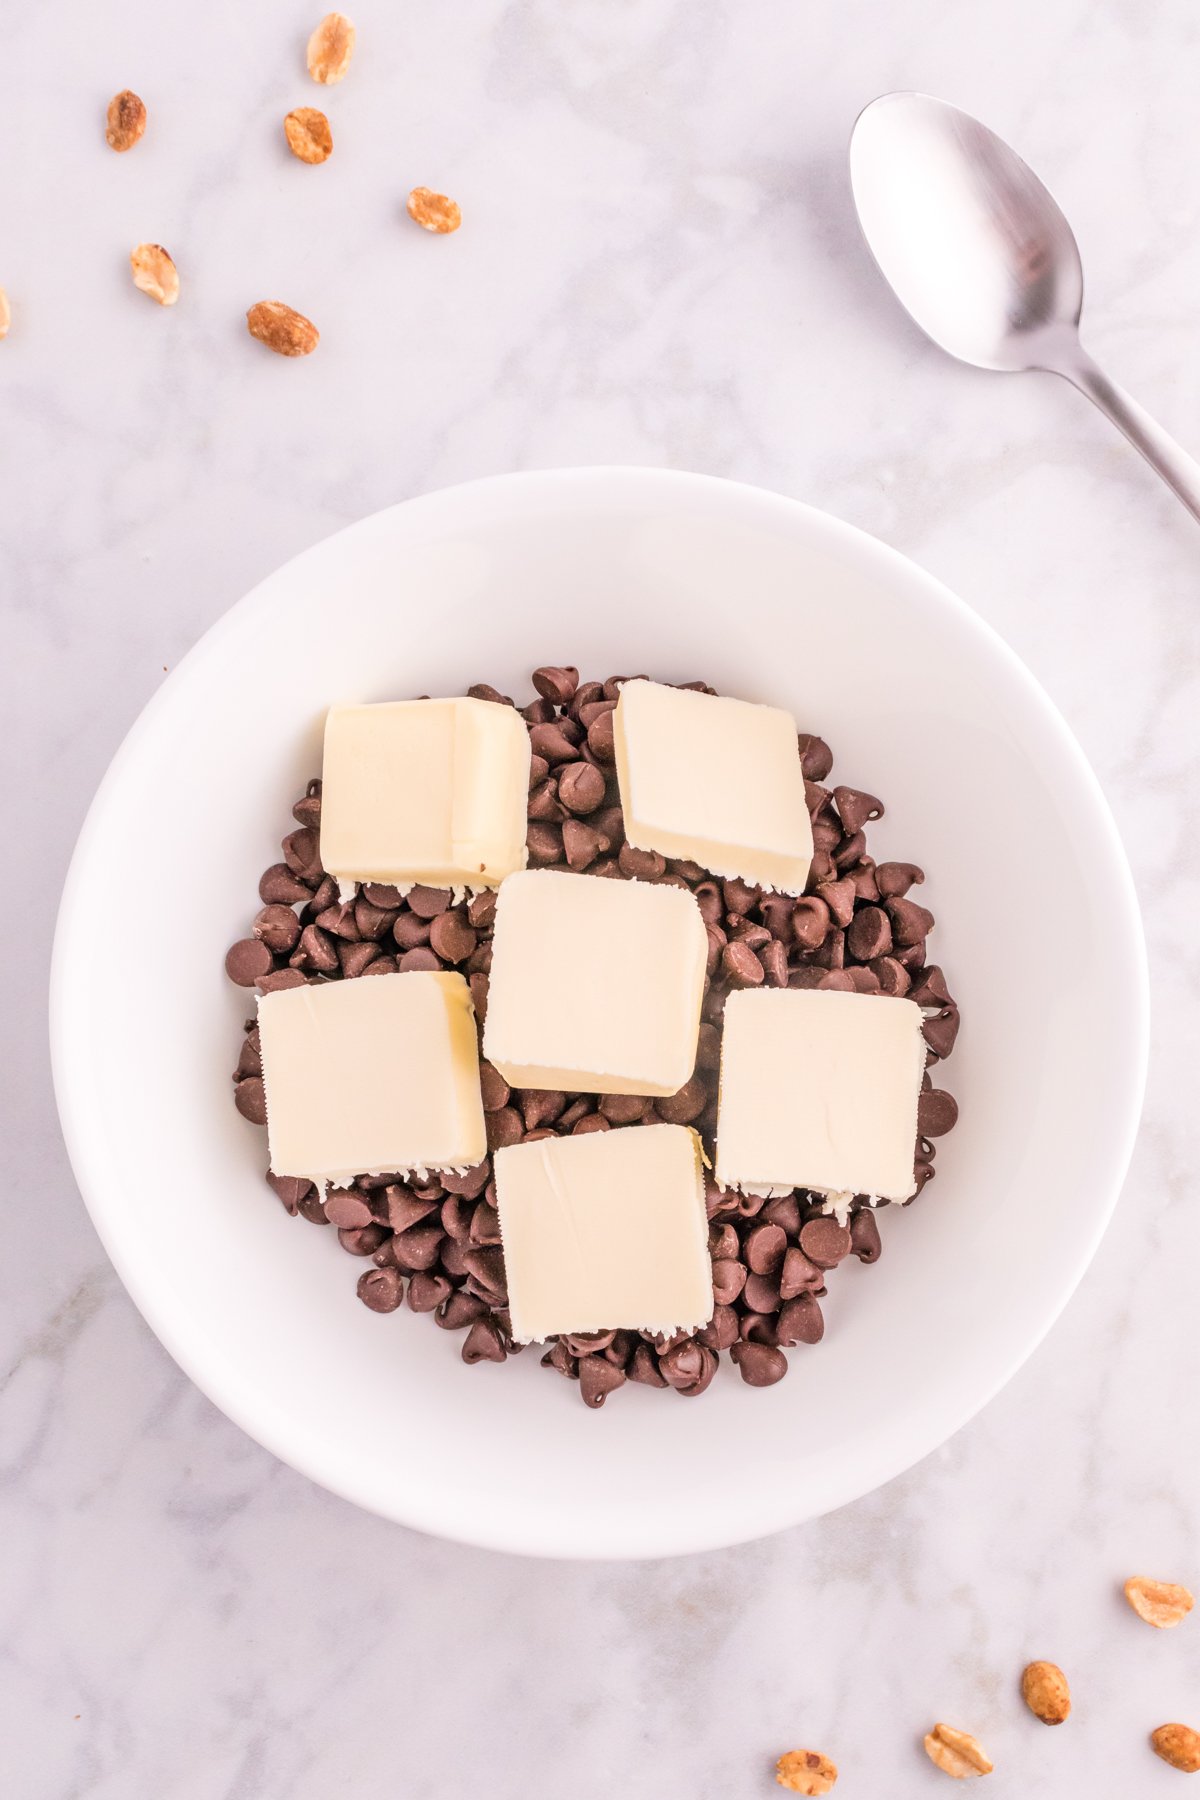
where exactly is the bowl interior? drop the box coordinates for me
[51,469,1146,1558]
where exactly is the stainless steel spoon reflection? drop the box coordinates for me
[850,92,1200,523]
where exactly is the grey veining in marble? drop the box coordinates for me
[4,0,1199,1794]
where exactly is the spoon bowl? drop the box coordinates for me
[850,91,1200,519]
[850,93,1083,372]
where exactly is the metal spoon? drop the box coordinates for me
[849,91,1200,523]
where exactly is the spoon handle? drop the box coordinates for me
[1055,345,1200,524]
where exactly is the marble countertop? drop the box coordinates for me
[6,0,1200,1793]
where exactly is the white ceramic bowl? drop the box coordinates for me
[51,469,1147,1560]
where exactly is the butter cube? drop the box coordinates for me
[257,970,486,1186]
[495,1124,713,1342]
[614,679,813,894]
[715,988,926,1199]
[319,698,531,890]
[483,869,707,1095]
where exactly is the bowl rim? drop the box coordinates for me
[49,466,1150,1558]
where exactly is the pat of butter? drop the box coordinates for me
[319,698,531,890]
[257,970,486,1186]
[715,987,926,1200]
[614,679,813,894]
[483,869,707,1095]
[495,1124,714,1342]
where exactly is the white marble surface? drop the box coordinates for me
[5,0,1200,1793]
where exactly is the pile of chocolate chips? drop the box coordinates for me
[226,668,960,1407]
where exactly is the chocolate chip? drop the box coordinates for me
[395,1270,447,1318]
[520,1090,566,1131]
[338,940,380,978]
[743,1222,786,1275]
[296,1192,329,1225]
[485,1106,524,1151]
[463,1316,507,1364]
[833,787,883,835]
[539,1341,577,1380]
[599,1092,649,1125]
[834,830,867,871]
[234,1076,266,1124]
[779,1245,823,1299]
[337,1223,386,1256]
[393,946,438,973]
[627,1343,667,1386]
[743,1270,782,1313]
[529,721,582,764]
[696,1022,721,1071]
[462,1247,507,1302]
[617,842,668,881]
[407,885,451,919]
[526,822,563,865]
[697,1305,740,1352]
[259,862,313,906]
[357,1266,404,1312]
[760,939,789,987]
[817,877,856,929]
[887,895,935,947]
[918,1089,958,1136]
[571,1113,610,1135]
[235,1030,262,1079]
[361,956,399,979]
[579,1357,625,1407]
[354,897,396,940]
[523,697,557,726]
[281,827,323,884]
[851,860,881,903]
[225,938,274,987]
[722,877,762,916]
[659,1340,717,1396]
[436,1288,487,1328]
[722,940,764,987]
[709,1222,739,1259]
[556,1098,592,1131]
[532,665,580,704]
[440,1194,473,1239]
[478,1062,511,1113]
[846,904,892,962]
[730,1341,788,1386]
[324,1189,375,1228]
[556,761,606,816]
[257,968,309,993]
[564,1330,617,1357]
[776,1293,824,1345]
[817,969,855,992]
[290,923,338,973]
[791,896,830,950]
[469,1202,502,1247]
[360,882,402,907]
[391,1224,444,1271]
[561,820,603,869]
[850,1210,882,1263]
[875,861,924,899]
[922,1005,961,1059]
[429,910,477,963]
[656,1075,707,1124]
[586,710,616,763]
[844,965,880,994]
[798,1217,852,1267]
[253,904,301,954]
[797,733,833,781]
[871,955,911,996]
[728,919,771,949]
[263,1174,309,1216]
[314,902,359,940]
[527,778,562,822]
[761,1193,802,1234]
[712,1258,748,1304]
[379,1180,437,1238]
[569,680,604,715]
[812,929,844,970]
[467,683,514,706]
